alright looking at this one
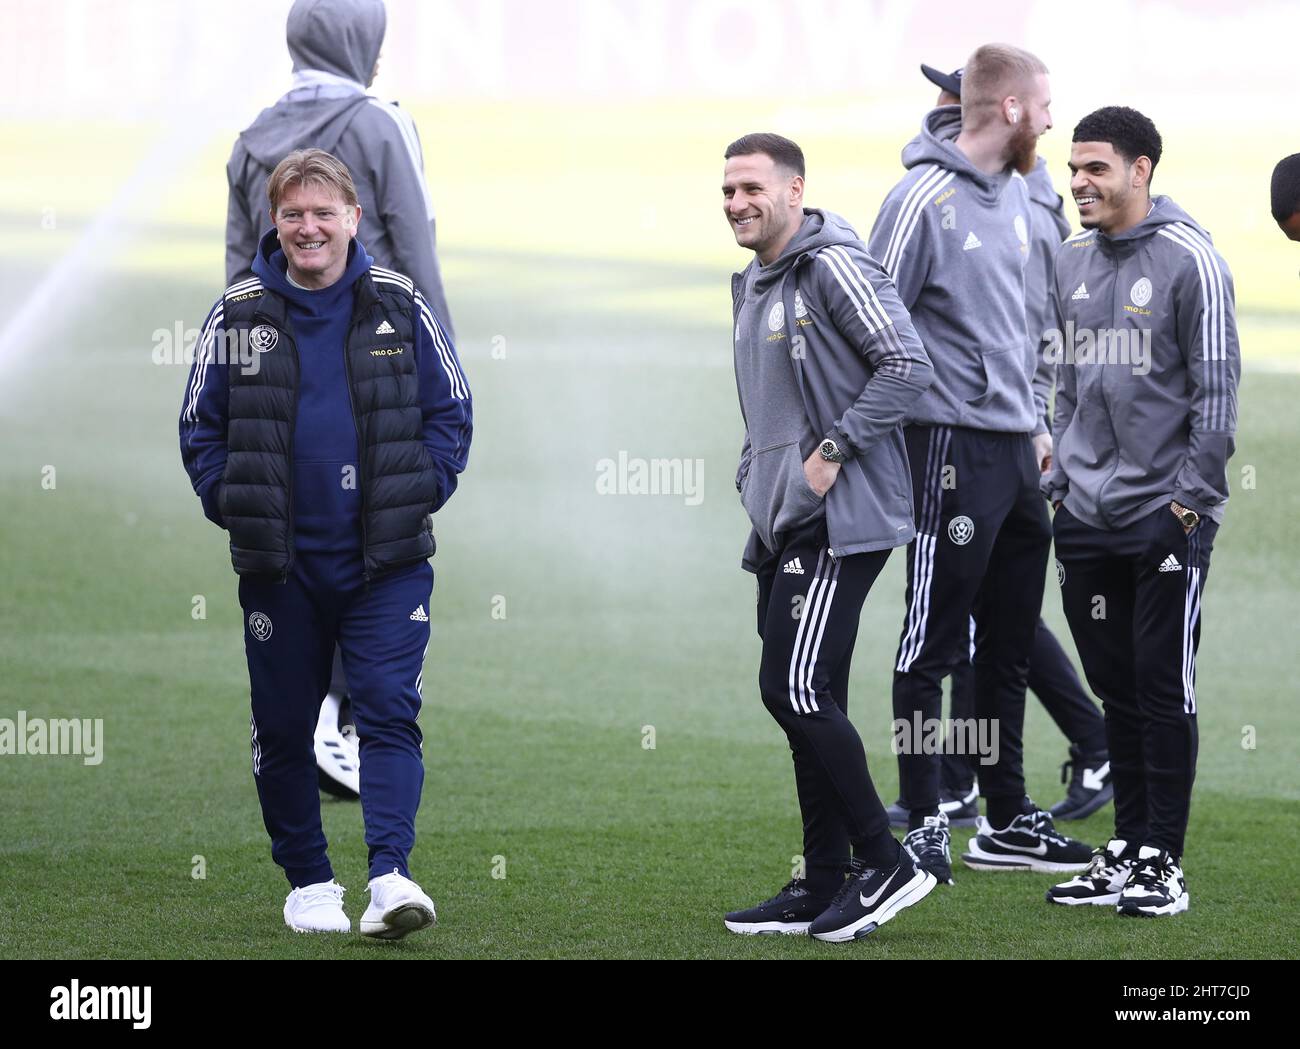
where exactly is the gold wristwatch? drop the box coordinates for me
[1170,500,1199,529]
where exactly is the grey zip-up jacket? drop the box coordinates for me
[1024,157,1072,431]
[733,209,934,569]
[1042,196,1240,529]
[225,0,454,337]
[870,106,1043,435]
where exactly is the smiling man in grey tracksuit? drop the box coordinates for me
[868,45,1094,884]
[1043,107,1240,918]
[719,133,939,943]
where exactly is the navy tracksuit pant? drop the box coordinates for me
[1051,504,1217,858]
[240,551,433,888]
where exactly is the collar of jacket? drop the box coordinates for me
[251,269,384,327]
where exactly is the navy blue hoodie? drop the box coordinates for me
[252,233,370,556]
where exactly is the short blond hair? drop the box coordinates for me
[961,44,1048,127]
[266,148,360,214]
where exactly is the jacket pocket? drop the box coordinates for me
[740,440,823,549]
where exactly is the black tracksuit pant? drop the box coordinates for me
[754,519,898,895]
[1051,504,1218,858]
[892,425,1052,830]
[943,616,1108,795]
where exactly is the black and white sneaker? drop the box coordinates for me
[808,853,937,942]
[961,810,1093,873]
[1117,847,1189,918]
[886,785,979,829]
[941,785,979,827]
[1046,839,1135,906]
[1049,745,1113,821]
[902,812,953,885]
[723,878,830,935]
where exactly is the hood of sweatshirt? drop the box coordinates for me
[251,227,374,311]
[901,105,1013,203]
[287,0,385,82]
[1094,195,1211,253]
[236,0,385,168]
[747,208,863,295]
[1023,156,1064,211]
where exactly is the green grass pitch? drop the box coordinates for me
[0,242,1295,960]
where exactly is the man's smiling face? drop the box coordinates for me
[272,182,361,289]
[722,152,802,264]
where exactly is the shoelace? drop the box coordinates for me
[905,824,948,855]
[762,878,806,905]
[1028,810,1072,846]
[1130,854,1175,890]
[827,862,872,908]
[296,882,344,906]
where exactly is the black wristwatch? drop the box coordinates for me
[819,437,848,464]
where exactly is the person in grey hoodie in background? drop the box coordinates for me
[227,0,453,337]
[868,44,1094,886]
[886,62,1112,833]
[1044,107,1240,918]
[720,133,938,943]
[225,0,455,802]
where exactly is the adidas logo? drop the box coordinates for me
[783,558,805,575]
[1158,554,1182,573]
[375,319,397,335]
[963,231,982,250]
[1071,282,1090,300]
[409,604,429,621]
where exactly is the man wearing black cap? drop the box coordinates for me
[887,62,1113,839]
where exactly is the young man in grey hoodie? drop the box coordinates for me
[720,133,938,942]
[889,62,1112,831]
[226,0,455,800]
[1043,108,1240,917]
[867,44,1094,884]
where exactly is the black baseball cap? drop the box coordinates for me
[920,63,963,98]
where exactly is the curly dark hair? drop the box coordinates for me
[1072,106,1163,175]
[1271,153,1300,223]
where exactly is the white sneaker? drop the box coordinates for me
[360,869,437,940]
[284,880,350,933]
[315,692,360,799]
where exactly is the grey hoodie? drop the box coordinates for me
[869,106,1042,434]
[225,0,454,337]
[1042,196,1240,529]
[732,209,933,567]
[1023,157,1071,429]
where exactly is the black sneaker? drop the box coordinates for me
[808,854,937,942]
[940,785,979,827]
[961,810,1093,873]
[1046,839,1136,906]
[886,785,979,829]
[1117,847,1189,918]
[1049,745,1113,821]
[723,878,830,935]
[902,812,953,885]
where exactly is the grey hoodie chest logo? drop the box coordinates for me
[1130,277,1153,308]
[766,291,809,334]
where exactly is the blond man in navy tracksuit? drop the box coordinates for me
[182,149,470,937]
